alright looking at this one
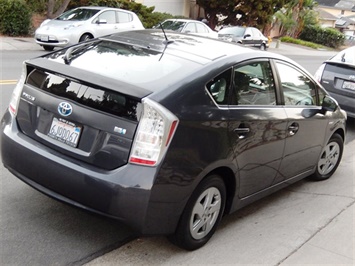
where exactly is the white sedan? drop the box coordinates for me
[159,19,218,39]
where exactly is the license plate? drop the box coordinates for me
[40,35,49,42]
[343,81,355,91]
[48,117,81,148]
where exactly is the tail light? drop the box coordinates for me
[314,63,325,83]
[9,63,26,116]
[129,98,179,166]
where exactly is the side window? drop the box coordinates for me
[206,69,232,105]
[184,23,196,33]
[117,11,132,23]
[244,28,252,37]
[276,62,317,106]
[232,61,276,105]
[97,11,116,24]
[196,23,208,33]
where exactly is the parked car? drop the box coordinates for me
[218,26,269,50]
[34,6,144,51]
[158,19,218,38]
[315,46,355,118]
[1,29,346,251]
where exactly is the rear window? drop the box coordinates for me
[26,69,140,121]
[45,40,202,91]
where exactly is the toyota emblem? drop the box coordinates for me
[58,102,73,116]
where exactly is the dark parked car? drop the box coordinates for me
[315,46,355,118]
[218,26,269,50]
[0,30,346,250]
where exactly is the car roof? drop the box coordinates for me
[104,29,248,62]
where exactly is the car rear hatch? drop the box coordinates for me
[16,58,149,170]
[321,62,355,113]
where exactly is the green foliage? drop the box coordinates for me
[280,36,326,49]
[299,25,345,48]
[25,0,47,13]
[197,0,286,30]
[0,0,32,36]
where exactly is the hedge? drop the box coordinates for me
[0,0,31,36]
[299,25,345,49]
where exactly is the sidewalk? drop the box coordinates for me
[0,36,39,50]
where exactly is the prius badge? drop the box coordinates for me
[58,102,73,116]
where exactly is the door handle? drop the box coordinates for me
[288,122,299,136]
[234,127,250,139]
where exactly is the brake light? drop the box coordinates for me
[9,63,26,116]
[129,98,179,166]
[314,63,325,83]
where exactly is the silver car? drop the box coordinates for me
[35,6,144,51]
[159,19,218,39]
[218,26,269,50]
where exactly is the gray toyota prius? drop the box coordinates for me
[0,29,346,250]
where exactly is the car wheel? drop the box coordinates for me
[260,43,266,51]
[79,33,93,42]
[309,133,343,181]
[169,174,226,250]
[42,45,54,51]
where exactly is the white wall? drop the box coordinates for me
[140,0,190,17]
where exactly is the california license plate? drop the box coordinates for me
[48,117,81,147]
[343,81,355,91]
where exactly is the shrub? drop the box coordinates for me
[87,0,175,28]
[0,0,32,36]
[299,25,345,49]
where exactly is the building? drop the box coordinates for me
[316,0,355,36]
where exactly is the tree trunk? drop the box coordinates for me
[47,0,72,19]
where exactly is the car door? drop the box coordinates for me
[93,10,118,36]
[242,28,254,47]
[274,60,330,181]
[226,60,288,198]
[251,28,263,48]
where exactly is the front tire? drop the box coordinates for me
[309,133,343,181]
[42,45,54,51]
[170,174,226,250]
[79,33,93,42]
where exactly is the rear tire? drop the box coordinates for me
[260,43,266,50]
[309,133,343,181]
[169,174,226,250]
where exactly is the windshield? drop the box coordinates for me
[219,27,246,36]
[160,21,186,32]
[56,8,100,21]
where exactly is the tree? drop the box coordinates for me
[47,0,71,18]
[197,0,286,31]
[274,0,318,38]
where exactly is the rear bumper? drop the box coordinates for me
[0,111,181,235]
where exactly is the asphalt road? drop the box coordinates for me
[0,48,354,265]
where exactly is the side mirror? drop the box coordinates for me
[244,34,251,39]
[96,19,107,25]
[321,95,338,113]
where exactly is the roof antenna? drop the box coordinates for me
[159,23,174,45]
